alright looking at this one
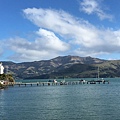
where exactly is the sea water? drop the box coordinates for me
[0,78,120,120]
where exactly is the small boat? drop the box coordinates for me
[97,67,106,82]
[60,80,65,85]
[53,79,57,83]
[79,79,86,83]
[48,79,57,83]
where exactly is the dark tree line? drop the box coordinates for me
[0,74,14,82]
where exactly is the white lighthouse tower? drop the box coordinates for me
[0,62,4,74]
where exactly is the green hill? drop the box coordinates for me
[2,56,120,79]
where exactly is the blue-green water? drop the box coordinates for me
[0,78,120,120]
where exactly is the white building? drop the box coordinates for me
[0,62,4,74]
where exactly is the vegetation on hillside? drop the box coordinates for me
[0,74,14,82]
[0,83,3,87]
[2,56,120,79]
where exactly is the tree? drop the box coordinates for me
[0,74,14,82]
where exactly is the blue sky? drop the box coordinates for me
[1,0,120,62]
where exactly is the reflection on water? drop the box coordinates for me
[0,78,120,120]
[0,90,7,119]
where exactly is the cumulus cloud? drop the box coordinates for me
[23,8,100,47]
[5,29,69,62]
[36,28,69,51]
[23,8,120,58]
[80,0,113,20]
[3,7,120,62]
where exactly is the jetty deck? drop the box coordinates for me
[11,80,109,87]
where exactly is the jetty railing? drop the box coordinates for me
[13,80,109,87]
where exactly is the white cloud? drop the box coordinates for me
[23,8,100,47]
[80,0,113,20]
[23,8,120,58]
[36,28,69,51]
[3,7,120,62]
[5,29,69,62]
[73,28,120,57]
[80,0,98,14]
[23,8,79,36]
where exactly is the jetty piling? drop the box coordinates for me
[13,79,109,87]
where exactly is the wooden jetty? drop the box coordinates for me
[87,80,109,84]
[13,80,109,87]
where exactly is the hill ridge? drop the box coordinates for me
[1,55,120,79]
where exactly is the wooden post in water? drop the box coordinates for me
[48,83,50,86]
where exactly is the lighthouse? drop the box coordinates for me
[0,62,4,74]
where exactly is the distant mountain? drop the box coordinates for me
[2,55,120,79]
